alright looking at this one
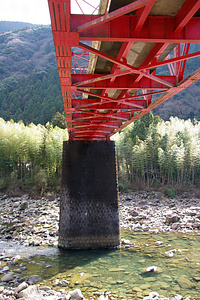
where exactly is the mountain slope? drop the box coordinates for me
[0,21,39,33]
[0,22,199,125]
[0,24,63,124]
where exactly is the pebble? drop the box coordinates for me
[185,257,189,261]
[155,241,163,246]
[165,249,177,257]
[59,279,69,286]
[145,266,158,272]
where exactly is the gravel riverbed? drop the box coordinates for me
[0,189,199,300]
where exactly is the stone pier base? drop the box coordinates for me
[58,140,120,249]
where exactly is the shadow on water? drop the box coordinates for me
[25,248,117,280]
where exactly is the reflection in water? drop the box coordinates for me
[1,230,200,299]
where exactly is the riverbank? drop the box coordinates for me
[0,189,199,300]
[1,189,200,247]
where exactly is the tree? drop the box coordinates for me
[51,112,67,129]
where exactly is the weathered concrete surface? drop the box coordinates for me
[58,141,120,249]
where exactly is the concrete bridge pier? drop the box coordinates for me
[58,140,120,249]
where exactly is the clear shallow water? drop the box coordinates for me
[1,230,200,299]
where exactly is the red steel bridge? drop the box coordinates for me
[48,0,200,141]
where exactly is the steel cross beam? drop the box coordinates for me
[48,0,200,141]
[71,15,200,43]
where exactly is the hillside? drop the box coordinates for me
[0,24,63,124]
[0,22,199,125]
[0,21,39,33]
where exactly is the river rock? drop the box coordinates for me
[2,266,9,272]
[177,277,195,289]
[133,287,142,292]
[14,268,22,273]
[54,279,60,285]
[172,223,179,230]
[18,285,43,299]
[143,291,160,300]
[193,276,200,281]
[27,275,42,285]
[39,286,51,292]
[66,288,85,300]
[14,281,28,295]
[171,295,183,300]
[146,266,158,272]
[165,249,177,257]
[1,272,14,282]
[97,296,109,300]
[166,214,180,223]
[129,209,138,216]
[59,279,69,285]
[19,201,29,210]
[139,284,151,290]
[149,291,159,298]
[155,241,163,246]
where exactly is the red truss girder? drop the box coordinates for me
[48,0,200,140]
[69,74,176,89]
[70,15,200,43]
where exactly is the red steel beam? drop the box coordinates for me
[73,69,132,87]
[134,0,155,33]
[175,0,200,32]
[73,16,200,43]
[70,74,176,89]
[48,0,74,139]
[73,99,144,110]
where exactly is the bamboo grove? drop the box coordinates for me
[115,113,200,188]
[0,118,68,193]
[1,113,200,194]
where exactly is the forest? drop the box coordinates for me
[1,113,200,196]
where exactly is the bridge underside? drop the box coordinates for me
[48,0,200,248]
[48,0,200,140]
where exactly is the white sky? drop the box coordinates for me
[0,0,100,25]
[0,0,51,25]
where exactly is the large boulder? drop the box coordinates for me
[17,285,43,299]
[14,282,28,296]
